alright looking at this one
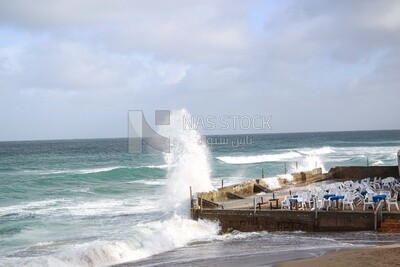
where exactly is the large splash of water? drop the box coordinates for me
[160,109,214,213]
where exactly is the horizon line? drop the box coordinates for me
[1,128,400,143]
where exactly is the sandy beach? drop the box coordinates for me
[276,244,400,267]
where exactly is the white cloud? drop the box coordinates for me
[0,40,190,94]
[0,0,399,140]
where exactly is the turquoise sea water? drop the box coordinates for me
[0,128,399,266]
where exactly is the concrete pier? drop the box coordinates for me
[192,166,400,233]
[193,209,393,233]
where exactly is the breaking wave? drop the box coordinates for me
[216,151,301,164]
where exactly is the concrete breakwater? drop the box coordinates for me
[193,209,382,233]
[192,166,400,233]
[328,166,399,180]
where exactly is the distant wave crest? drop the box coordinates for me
[297,146,335,156]
[21,165,171,176]
[216,151,301,164]
[216,146,335,165]
[137,164,170,169]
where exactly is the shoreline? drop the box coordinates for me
[274,243,400,267]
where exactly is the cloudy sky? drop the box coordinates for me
[0,0,399,141]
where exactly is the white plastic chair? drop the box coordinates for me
[382,180,391,190]
[387,192,399,211]
[365,187,375,194]
[354,192,366,206]
[281,196,291,210]
[301,192,313,209]
[343,192,355,210]
[363,193,375,211]
[372,183,381,190]
[313,193,326,210]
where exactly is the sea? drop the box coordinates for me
[1,110,400,266]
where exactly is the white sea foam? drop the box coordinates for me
[291,154,327,173]
[216,151,301,165]
[62,199,158,217]
[136,164,170,169]
[216,149,329,173]
[5,216,219,267]
[128,179,167,186]
[322,146,398,166]
[0,198,158,218]
[261,177,281,190]
[297,146,335,155]
[0,199,65,216]
[218,230,264,240]
[260,174,294,190]
[371,160,384,166]
[216,146,336,165]
[21,166,124,175]
[76,166,123,174]
[333,146,398,157]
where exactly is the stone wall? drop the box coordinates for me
[291,168,323,183]
[198,168,324,202]
[195,209,376,233]
[197,180,257,202]
[328,166,399,179]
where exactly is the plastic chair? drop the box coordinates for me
[301,192,313,209]
[281,196,291,210]
[363,193,375,211]
[343,192,355,210]
[387,192,399,211]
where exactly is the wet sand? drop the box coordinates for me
[276,244,400,267]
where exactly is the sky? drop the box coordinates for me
[0,0,399,141]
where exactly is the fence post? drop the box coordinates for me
[253,197,257,215]
[190,186,193,209]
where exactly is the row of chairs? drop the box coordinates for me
[281,177,400,211]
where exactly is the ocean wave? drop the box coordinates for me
[297,146,335,155]
[21,166,125,176]
[19,165,170,177]
[77,166,124,174]
[4,216,220,267]
[0,199,65,217]
[333,146,398,155]
[219,230,264,240]
[128,179,167,186]
[0,198,159,218]
[371,160,384,166]
[327,146,398,165]
[61,199,158,217]
[136,164,170,169]
[216,151,301,164]
[216,146,336,165]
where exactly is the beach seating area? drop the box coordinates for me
[281,177,400,212]
[195,171,400,232]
